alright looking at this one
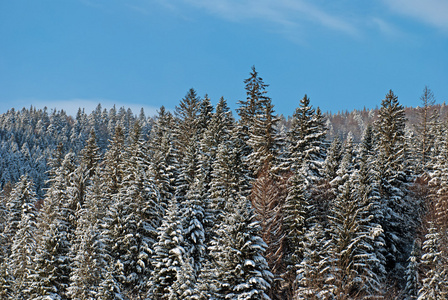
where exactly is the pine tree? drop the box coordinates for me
[418,224,448,299]
[28,153,75,299]
[287,94,326,179]
[209,194,273,300]
[374,90,417,284]
[246,102,283,177]
[237,66,270,133]
[283,163,312,297]
[67,171,110,300]
[168,255,198,300]
[322,136,342,181]
[326,143,384,299]
[251,167,285,299]
[182,174,207,276]
[174,88,202,160]
[295,223,332,300]
[148,197,186,299]
[103,125,126,198]
[8,176,38,299]
[148,106,178,211]
[414,86,438,174]
[104,122,160,297]
[404,239,421,300]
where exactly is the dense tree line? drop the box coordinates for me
[0,68,447,299]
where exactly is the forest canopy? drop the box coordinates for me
[0,68,447,299]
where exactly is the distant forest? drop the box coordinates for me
[1,67,447,299]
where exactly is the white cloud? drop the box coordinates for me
[384,0,448,32]
[3,98,160,118]
[178,0,359,36]
[371,17,403,37]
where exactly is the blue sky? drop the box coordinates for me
[0,0,447,117]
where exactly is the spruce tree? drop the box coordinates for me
[198,96,234,214]
[283,163,312,297]
[418,224,448,299]
[326,142,384,299]
[104,122,160,297]
[97,265,124,300]
[404,240,421,300]
[287,94,326,179]
[8,176,38,299]
[148,197,186,299]
[414,86,438,174]
[251,168,285,299]
[295,223,332,300]
[236,66,271,187]
[209,194,273,300]
[67,171,110,300]
[429,125,448,232]
[174,88,202,161]
[237,66,270,133]
[103,125,126,198]
[28,154,75,299]
[322,136,342,181]
[198,94,213,134]
[148,106,178,211]
[246,102,283,177]
[374,90,417,284]
[168,255,198,300]
[182,174,207,277]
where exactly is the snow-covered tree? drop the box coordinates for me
[283,163,312,296]
[28,153,76,299]
[103,122,160,297]
[418,224,448,299]
[148,106,178,211]
[287,94,326,179]
[8,176,38,299]
[182,174,207,277]
[325,142,385,299]
[404,239,421,300]
[251,167,285,299]
[168,255,198,300]
[295,223,332,300]
[237,66,271,135]
[97,264,124,300]
[174,88,202,162]
[67,171,110,300]
[209,193,273,300]
[246,102,283,177]
[414,86,438,174]
[322,136,342,181]
[148,197,186,299]
[374,90,417,284]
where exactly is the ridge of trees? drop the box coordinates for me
[0,68,447,299]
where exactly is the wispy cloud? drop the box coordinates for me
[383,0,448,32]
[2,99,160,118]
[370,17,403,37]
[177,0,359,37]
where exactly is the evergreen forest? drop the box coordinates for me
[0,67,447,299]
